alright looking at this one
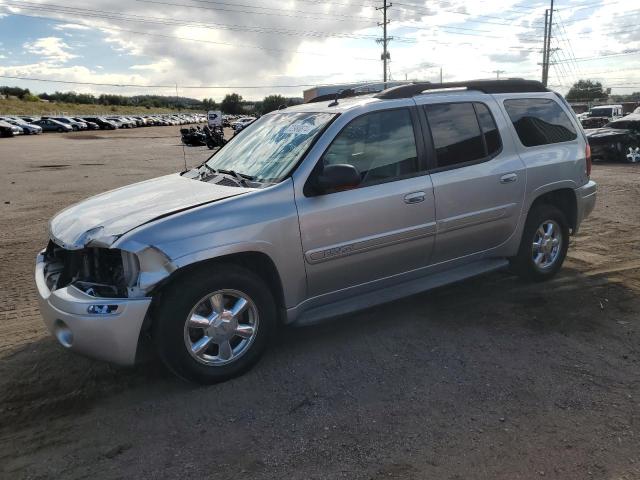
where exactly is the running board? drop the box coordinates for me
[291,258,509,327]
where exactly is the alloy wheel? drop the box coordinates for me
[183,289,259,366]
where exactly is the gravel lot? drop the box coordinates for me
[1,127,639,479]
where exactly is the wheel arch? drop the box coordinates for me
[136,250,287,361]
[527,186,578,233]
[147,250,286,321]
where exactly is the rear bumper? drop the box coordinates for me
[574,180,597,233]
[35,252,151,365]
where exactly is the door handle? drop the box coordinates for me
[404,191,426,204]
[500,173,518,184]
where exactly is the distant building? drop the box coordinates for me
[303,81,412,103]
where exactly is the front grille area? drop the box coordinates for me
[44,240,136,297]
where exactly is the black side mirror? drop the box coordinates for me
[315,164,361,192]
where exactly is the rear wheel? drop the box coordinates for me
[153,264,276,384]
[511,204,569,281]
[57,127,64,132]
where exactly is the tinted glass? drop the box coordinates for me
[425,103,485,167]
[475,102,501,156]
[589,107,613,117]
[322,109,418,186]
[504,98,577,147]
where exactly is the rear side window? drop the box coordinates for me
[425,102,500,168]
[474,103,501,156]
[504,98,577,147]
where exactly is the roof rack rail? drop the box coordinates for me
[374,78,548,100]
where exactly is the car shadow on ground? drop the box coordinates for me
[0,265,633,431]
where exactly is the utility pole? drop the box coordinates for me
[492,69,506,79]
[440,67,443,83]
[376,2,392,88]
[542,10,548,85]
[541,0,554,87]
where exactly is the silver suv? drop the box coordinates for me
[35,79,597,383]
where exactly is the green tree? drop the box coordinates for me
[202,97,218,110]
[221,93,243,114]
[261,94,287,114]
[566,80,607,102]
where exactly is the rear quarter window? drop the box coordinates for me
[504,98,577,147]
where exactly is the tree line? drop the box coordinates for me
[1,86,303,114]
[565,79,640,103]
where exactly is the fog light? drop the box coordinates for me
[87,304,118,314]
[54,320,73,348]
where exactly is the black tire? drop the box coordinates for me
[57,127,64,133]
[511,203,569,282]
[153,264,277,384]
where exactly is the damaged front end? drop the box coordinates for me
[42,227,176,300]
[35,237,176,365]
[42,241,141,298]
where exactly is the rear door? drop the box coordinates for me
[418,98,526,263]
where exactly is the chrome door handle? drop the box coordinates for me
[404,191,426,204]
[500,173,518,184]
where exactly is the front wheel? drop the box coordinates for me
[153,264,276,384]
[511,204,569,281]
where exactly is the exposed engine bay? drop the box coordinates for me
[43,240,139,298]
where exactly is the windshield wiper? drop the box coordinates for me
[199,163,217,177]
[216,169,254,181]
[198,164,255,186]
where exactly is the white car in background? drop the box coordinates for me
[231,117,256,132]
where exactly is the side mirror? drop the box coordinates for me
[315,164,361,192]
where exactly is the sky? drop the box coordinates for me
[0,0,638,101]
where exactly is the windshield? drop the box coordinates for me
[589,108,613,117]
[205,112,335,183]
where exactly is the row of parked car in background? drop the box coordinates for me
[0,113,207,137]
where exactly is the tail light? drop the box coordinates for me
[585,143,592,178]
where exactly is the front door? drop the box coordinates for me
[295,107,436,298]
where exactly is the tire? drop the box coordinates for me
[511,203,569,282]
[57,127,64,133]
[153,264,277,384]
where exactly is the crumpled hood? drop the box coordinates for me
[50,173,251,249]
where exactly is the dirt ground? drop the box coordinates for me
[0,127,639,480]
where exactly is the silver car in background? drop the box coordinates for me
[36,79,596,384]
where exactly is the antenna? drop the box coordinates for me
[176,82,187,172]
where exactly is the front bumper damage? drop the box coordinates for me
[36,251,152,365]
[34,237,176,365]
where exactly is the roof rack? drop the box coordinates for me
[307,88,366,104]
[374,78,548,100]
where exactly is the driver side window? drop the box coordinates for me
[322,108,418,187]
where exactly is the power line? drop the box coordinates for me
[553,50,640,63]
[0,74,382,90]
[134,0,380,23]
[2,0,416,42]
[1,11,380,60]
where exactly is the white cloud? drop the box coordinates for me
[53,23,91,31]
[23,37,77,64]
[1,0,639,99]
[130,59,173,73]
